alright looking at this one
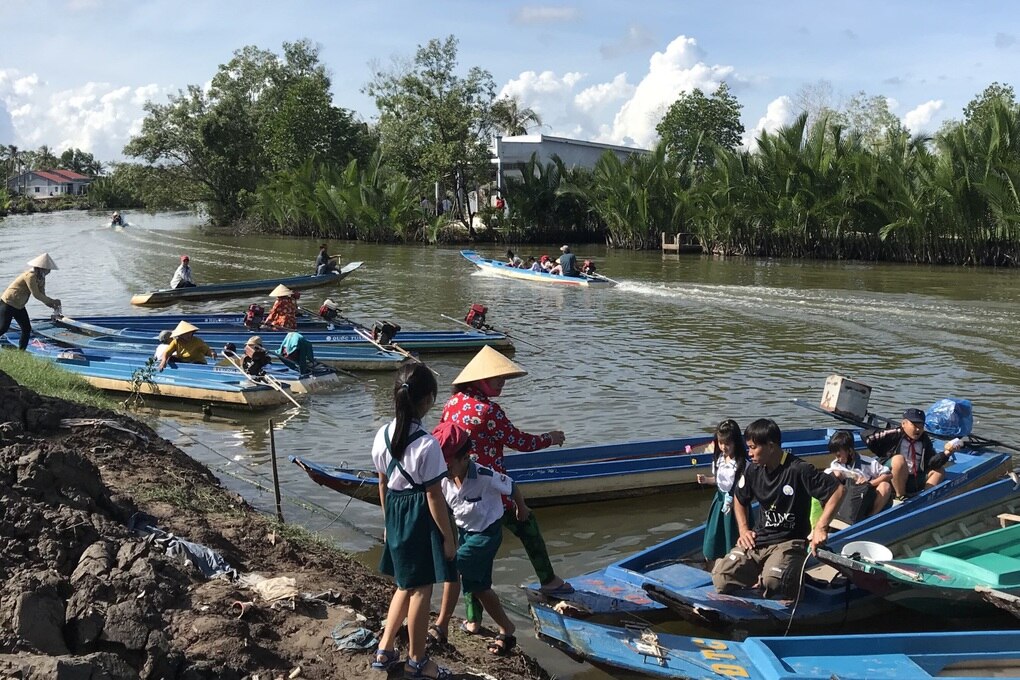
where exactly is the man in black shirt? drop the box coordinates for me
[711,419,843,599]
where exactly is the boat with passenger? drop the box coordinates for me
[461,250,617,288]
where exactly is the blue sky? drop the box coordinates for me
[1,0,1018,161]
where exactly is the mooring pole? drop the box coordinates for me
[268,419,284,523]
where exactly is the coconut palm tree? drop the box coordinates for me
[490,96,543,136]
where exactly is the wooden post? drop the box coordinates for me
[268,419,284,523]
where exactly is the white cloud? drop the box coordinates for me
[902,99,944,133]
[574,74,633,112]
[743,95,798,149]
[513,5,580,24]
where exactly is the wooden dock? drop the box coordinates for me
[661,232,702,255]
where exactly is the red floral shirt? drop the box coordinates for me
[440,386,552,474]
[264,297,297,330]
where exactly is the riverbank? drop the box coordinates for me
[0,369,552,680]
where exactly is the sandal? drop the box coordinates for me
[459,620,481,636]
[404,654,452,680]
[426,623,448,645]
[488,633,517,657]
[539,581,575,597]
[371,648,401,672]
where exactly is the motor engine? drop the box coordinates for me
[243,304,265,330]
[319,298,339,322]
[372,321,401,346]
[465,304,488,329]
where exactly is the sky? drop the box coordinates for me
[1,0,1019,162]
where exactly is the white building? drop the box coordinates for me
[490,134,649,193]
[6,169,92,198]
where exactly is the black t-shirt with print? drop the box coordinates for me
[734,453,840,547]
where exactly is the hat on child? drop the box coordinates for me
[432,421,472,463]
[903,408,926,426]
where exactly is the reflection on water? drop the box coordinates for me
[4,211,1020,678]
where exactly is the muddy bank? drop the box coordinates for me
[0,370,551,680]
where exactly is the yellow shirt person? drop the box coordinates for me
[159,321,216,370]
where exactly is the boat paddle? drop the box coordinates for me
[298,305,435,374]
[439,313,545,353]
[221,348,301,409]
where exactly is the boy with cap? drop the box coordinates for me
[864,408,960,499]
[429,422,522,655]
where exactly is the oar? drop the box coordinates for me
[439,313,545,352]
[298,305,434,373]
[221,349,301,409]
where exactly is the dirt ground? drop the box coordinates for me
[0,369,553,680]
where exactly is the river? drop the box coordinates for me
[4,210,1020,678]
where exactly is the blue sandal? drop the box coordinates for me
[404,655,452,679]
[371,648,401,672]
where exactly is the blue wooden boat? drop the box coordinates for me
[817,520,1020,619]
[524,450,1013,630]
[32,321,405,372]
[6,335,294,408]
[129,261,362,306]
[461,250,618,288]
[532,602,1020,679]
[292,428,848,509]
[50,314,514,353]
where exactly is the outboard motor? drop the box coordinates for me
[372,321,401,346]
[582,259,596,275]
[243,304,265,330]
[319,298,339,322]
[465,304,488,329]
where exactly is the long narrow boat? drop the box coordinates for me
[461,250,618,288]
[524,449,1013,628]
[293,428,851,509]
[32,321,405,372]
[532,602,1020,679]
[50,314,514,353]
[129,262,362,306]
[817,520,1020,620]
[7,336,294,408]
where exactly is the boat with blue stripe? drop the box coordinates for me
[524,449,1013,629]
[129,261,362,306]
[532,601,1020,679]
[461,250,618,287]
[292,428,847,509]
[49,313,514,353]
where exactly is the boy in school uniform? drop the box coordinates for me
[429,421,523,656]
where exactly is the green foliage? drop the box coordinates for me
[0,351,118,410]
[963,82,1016,127]
[59,148,103,176]
[833,92,905,149]
[503,154,600,242]
[655,83,744,167]
[490,96,542,136]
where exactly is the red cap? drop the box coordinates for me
[540,255,549,262]
[432,421,471,463]
[181,255,189,262]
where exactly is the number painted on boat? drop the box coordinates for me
[691,639,749,677]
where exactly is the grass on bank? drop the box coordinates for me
[0,348,119,410]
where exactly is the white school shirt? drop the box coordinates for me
[154,343,171,362]
[713,457,738,494]
[824,453,890,481]
[441,461,514,532]
[371,419,448,491]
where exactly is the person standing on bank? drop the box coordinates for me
[370,363,456,679]
[712,418,844,599]
[440,346,572,634]
[0,253,62,350]
[170,255,196,289]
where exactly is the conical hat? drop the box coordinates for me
[170,320,200,338]
[27,253,58,270]
[270,284,294,297]
[452,345,527,385]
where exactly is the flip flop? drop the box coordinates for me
[539,581,575,597]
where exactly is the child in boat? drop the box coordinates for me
[506,249,523,268]
[370,363,456,679]
[696,419,749,566]
[429,421,522,656]
[527,256,542,272]
[539,255,555,272]
[823,430,893,519]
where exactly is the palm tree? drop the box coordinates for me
[490,96,543,136]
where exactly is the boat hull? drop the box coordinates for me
[461,250,617,287]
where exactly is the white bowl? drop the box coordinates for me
[841,540,893,562]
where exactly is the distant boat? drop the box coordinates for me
[532,602,1020,679]
[461,250,617,288]
[292,428,842,509]
[818,520,1020,620]
[129,261,362,305]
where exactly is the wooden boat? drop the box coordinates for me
[129,261,362,306]
[8,336,294,408]
[523,449,1013,628]
[33,321,405,372]
[816,519,1020,619]
[50,314,514,353]
[292,428,850,509]
[461,250,618,288]
[532,602,1020,679]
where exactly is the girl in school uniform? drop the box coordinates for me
[370,363,456,679]
[429,421,523,655]
[696,419,750,565]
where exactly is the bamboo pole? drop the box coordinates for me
[269,418,284,523]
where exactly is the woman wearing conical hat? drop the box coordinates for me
[438,346,572,634]
[0,253,62,350]
[262,285,298,331]
[158,320,216,370]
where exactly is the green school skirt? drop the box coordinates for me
[456,519,504,595]
[703,490,741,560]
[380,488,455,589]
